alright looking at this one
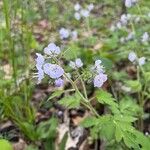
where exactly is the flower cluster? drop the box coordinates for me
[59,28,78,40]
[120,31,149,44]
[110,13,149,44]
[111,14,141,31]
[120,14,131,26]
[68,58,107,88]
[92,60,107,88]
[74,3,94,20]
[128,52,146,66]
[35,43,64,86]
[35,43,108,89]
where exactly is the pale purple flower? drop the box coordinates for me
[94,73,107,88]
[125,0,132,8]
[55,78,64,87]
[69,58,83,69]
[92,60,107,88]
[74,12,81,20]
[126,32,135,41]
[80,9,90,18]
[43,63,51,75]
[96,66,105,74]
[35,53,45,70]
[116,22,122,29]
[141,32,149,43]
[71,30,78,40]
[44,43,61,56]
[95,60,102,67]
[35,53,45,83]
[37,69,44,84]
[75,58,83,68]
[43,63,64,79]
[74,3,81,11]
[59,28,70,39]
[128,52,137,62]
[87,3,94,11]
[120,14,128,25]
[94,60,105,73]
[138,57,146,66]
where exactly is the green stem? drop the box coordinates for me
[53,57,99,117]
[64,72,99,117]
[137,66,143,131]
[76,71,88,99]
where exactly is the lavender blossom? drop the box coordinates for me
[126,32,135,41]
[37,69,44,84]
[116,22,122,29]
[95,60,102,67]
[55,78,64,87]
[44,43,61,57]
[74,12,81,20]
[69,58,83,69]
[128,52,137,62]
[75,58,83,68]
[120,14,128,25]
[35,53,45,83]
[138,57,146,66]
[59,28,70,39]
[125,0,132,8]
[94,60,105,73]
[35,53,45,70]
[87,3,94,11]
[74,3,81,11]
[43,63,64,79]
[94,73,107,88]
[80,9,90,18]
[71,30,78,40]
[141,32,149,43]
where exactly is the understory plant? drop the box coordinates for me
[1,0,150,149]
[34,41,150,149]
